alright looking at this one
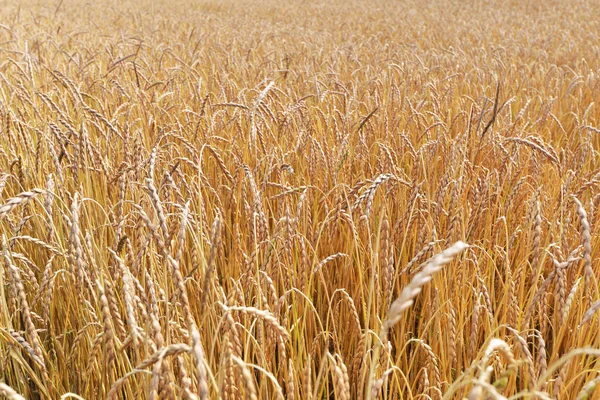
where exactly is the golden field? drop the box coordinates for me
[1,0,600,398]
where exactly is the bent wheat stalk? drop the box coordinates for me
[367,241,469,399]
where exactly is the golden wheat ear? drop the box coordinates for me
[0,189,44,220]
[381,241,469,342]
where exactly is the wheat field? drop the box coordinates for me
[1,0,600,399]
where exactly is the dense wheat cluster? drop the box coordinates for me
[2,0,600,398]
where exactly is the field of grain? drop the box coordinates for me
[1,0,600,399]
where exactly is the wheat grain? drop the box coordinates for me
[0,383,26,400]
